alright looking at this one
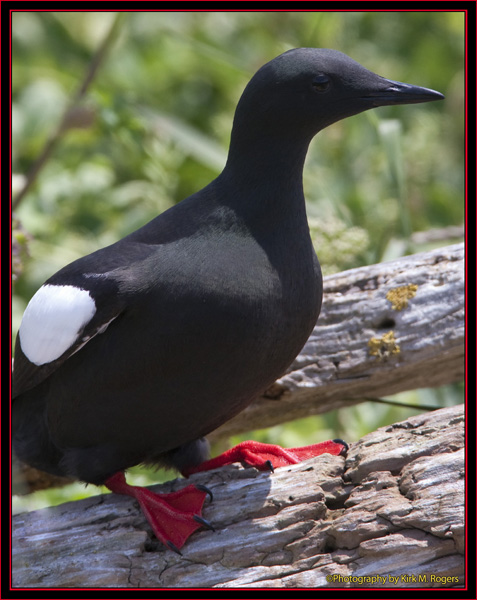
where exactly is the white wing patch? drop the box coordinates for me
[19,284,97,366]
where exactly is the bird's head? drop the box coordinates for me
[233,48,444,142]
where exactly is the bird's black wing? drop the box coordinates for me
[12,240,153,399]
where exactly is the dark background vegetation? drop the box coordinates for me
[11,10,465,511]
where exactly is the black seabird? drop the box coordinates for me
[12,48,444,552]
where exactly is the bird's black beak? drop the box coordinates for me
[363,78,445,107]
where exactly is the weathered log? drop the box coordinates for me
[12,403,465,588]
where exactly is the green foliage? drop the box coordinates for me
[11,11,465,509]
[12,215,32,284]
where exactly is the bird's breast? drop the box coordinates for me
[142,231,322,390]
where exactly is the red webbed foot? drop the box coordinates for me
[182,438,348,476]
[105,472,213,553]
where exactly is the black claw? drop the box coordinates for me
[193,514,215,531]
[196,483,214,502]
[167,540,183,555]
[265,460,274,473]
[333,438,349,455]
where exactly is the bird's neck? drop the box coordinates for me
[220,129,312,219]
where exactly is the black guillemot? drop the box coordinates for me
[12,48,443,553]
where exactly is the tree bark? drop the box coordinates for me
[12,403,465,588]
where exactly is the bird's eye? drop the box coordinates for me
[312,74,330,92]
